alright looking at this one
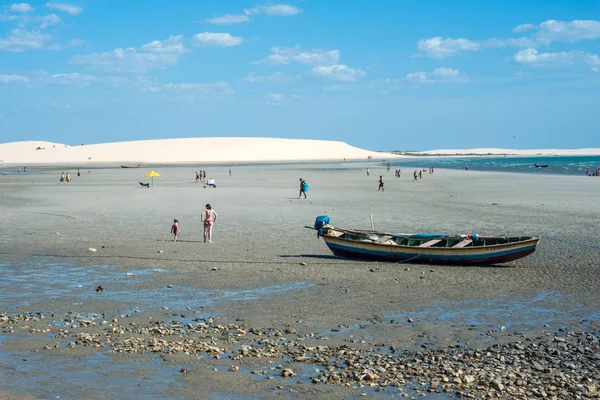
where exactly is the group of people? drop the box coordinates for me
[59,169,83,183]
[585,168,600,177]
[195,170,207,183]
[59,172,71,183]
[373,165,437,191]
[170,204,218,243]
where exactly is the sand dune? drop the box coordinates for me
[413,148,600,156]
[0,138,399,166]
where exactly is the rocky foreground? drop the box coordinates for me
[2,311,599,399]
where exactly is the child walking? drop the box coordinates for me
[171,219,179,241]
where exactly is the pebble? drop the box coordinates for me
[2,310,598,399]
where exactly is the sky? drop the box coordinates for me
[1,0,599,151]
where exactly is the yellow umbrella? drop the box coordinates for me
[144,171,160,187]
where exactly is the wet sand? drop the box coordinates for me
[1,163,599,398]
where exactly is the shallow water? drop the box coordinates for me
[0,349,186,400]
[392,155,600,176]
[386,291,600,335]
[0,259,314,312]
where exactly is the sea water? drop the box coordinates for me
[392,155,600,176]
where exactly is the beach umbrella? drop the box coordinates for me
[144,171,160,187]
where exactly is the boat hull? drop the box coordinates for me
[322,236,540,265]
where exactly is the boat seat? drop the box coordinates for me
[419,239,442,248]
[375,235,394,243]
[453,239,473,248]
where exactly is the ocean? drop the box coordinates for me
[391,155,600,176]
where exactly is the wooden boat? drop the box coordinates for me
[314,225,540,265]
[121,164,141,169]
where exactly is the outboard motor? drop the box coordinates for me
[314,216,330,238]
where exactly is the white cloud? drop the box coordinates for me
[417,20,600,59]
[265,93,283,101]
[0,74,30,83]
[258,5,302,16]
[244,4,302,16]
[416,36,480,59]
[513,48,600,70]
[243,72,293,83]
[193,32,243,47]
[39,13,60,28]
[513,23,535,33]
[144,81,234,97]
[311,64,366,82]
[45,2,82,15]
[404,68,468,84]
[536,19,600,43]
[11,3,33,13]
[0,28,51,52]
[206,14,249,24]
[50,72,95,85]
[264,93,284,106]
[70,35,186,73]
[254,46,340,66]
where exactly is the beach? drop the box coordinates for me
[1,163,599,399]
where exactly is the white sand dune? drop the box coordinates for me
[413,148,600,156]
[0,138,399,166]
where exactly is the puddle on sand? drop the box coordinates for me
[0,261,172,307]
[386,291,600,335]
[0,260,315,312]
[0,350,186,400]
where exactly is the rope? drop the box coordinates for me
[395,254,422,264]
[541,236,600,250]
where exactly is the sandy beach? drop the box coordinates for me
[1,163,599,399]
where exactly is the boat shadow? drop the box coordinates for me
[280,254,517,268]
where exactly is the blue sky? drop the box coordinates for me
[1,0,599,151]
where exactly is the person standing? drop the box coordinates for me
[366,168,370,177]
[229,168,232,177]
[77,169,81,177]
[60,172,65,183]
[171,219,180,241]
[585,168,589,176]
[378,175,384,192]
[298,178,308,199]
[66,172,71,183]
[201,204,218,243]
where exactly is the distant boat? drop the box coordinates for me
[534,164,548,168]
[309,221,540,265]
[121,165,141,169]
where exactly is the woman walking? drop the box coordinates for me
[201,204,218,243]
